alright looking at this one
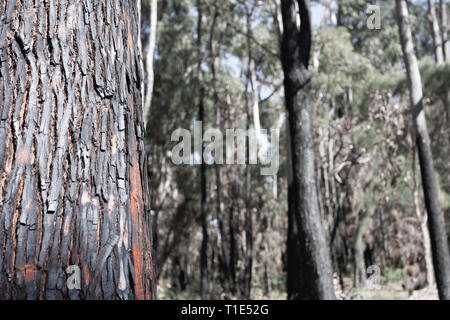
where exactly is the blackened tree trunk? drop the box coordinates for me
[243,3,255,300]
[0,0,156,299]
[207,4,229,294]
[396,0,450,300]
[286,141,303,298]
[273,1,303,299]
[244,110,253,299]
[280,0,335,300]
[196,0,208,300]
[229,203,237,295]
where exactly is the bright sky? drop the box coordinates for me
[222,3,329,77]
[311,2,327,26]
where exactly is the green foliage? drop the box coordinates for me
[367,56,450,101]
[314,27,374,116]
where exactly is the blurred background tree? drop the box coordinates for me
[140,0,450,300]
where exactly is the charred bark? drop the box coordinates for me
[196,0,208,300]
[0,0,155,299]
[280,0,335,300]
[229,203,237,295]
[286,169,303,299]
[243,3,255,300]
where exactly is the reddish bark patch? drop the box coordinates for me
[21,264,36,282]
[129,97,145,300]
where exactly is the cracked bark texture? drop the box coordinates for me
[280,0,335,300]
[0,0,156,300]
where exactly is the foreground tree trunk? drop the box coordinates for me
[0,0,156,300]
[280,0,335,300]
[396,0,450,300]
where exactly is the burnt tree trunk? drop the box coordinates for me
[207,5,231,295]
[243,3,255,300]
[0,0,156,299]
[229,203,237,295]
[286,167,303,298]
[396,0,450,300]
[196,0,208,300]
[280,0,335,300]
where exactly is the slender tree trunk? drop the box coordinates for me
[243,5,255,299]
[0,0,156,299]
[276,3,304,299]
[396,0,450,300]
[143,0,158,128]
[264,247,272,294]
[249,61,261,151]
[244,130,253,299]
[412,147,435,287]
[280,0,335,300]
[207,5,229,294]
[272,112,285,199]
[271,0,285,201]
[354,208,373,288]
[428,0,444,64]
[439,0,450,121]
[196,0,208,300]
[272,0,284,46]
[377,205,387,270]
[440,0,450,62]
[229,203,237,295]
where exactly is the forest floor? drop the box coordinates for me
[157,282,438,300]
[342,283,438,300]
[157,275,439,300]
[339,276,438,300]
